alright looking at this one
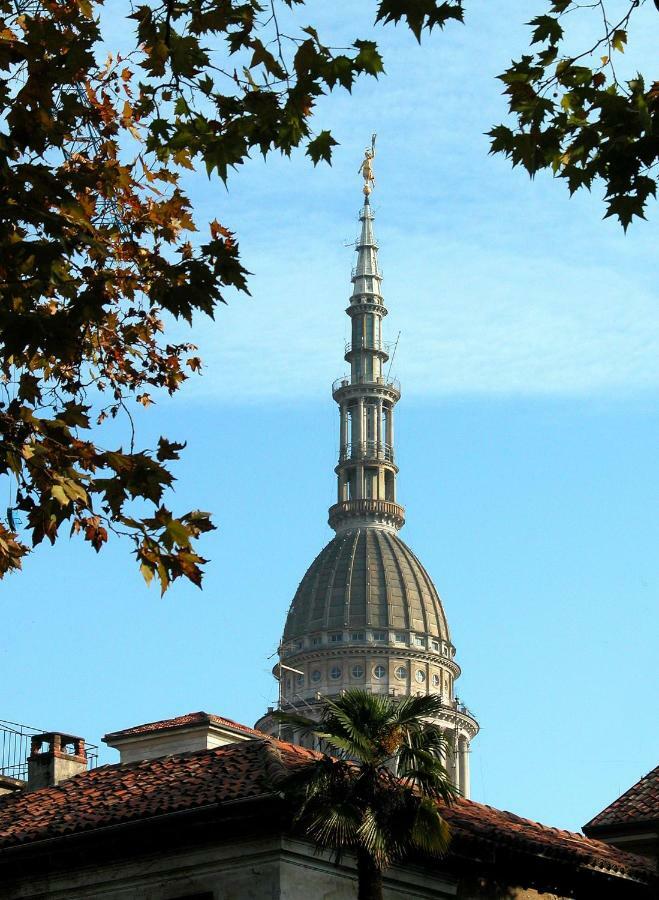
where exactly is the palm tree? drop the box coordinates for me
[272,690,457,900]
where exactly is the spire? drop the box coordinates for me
[328,141,405,534]
[351,197,382,302]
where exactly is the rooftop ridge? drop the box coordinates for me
[103,711,266,741]
[0,738,653,887]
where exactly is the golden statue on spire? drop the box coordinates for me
[358,134,377,196]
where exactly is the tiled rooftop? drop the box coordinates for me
[584,765,659,832]
[0,736,654,888]
[103,710,266,741]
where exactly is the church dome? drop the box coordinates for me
[256,170,479,799]
[283,526,450,644]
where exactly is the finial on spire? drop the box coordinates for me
[358,134,377,197]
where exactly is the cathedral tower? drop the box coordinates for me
[255,142,478,797]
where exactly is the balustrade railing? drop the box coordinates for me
[0,720,98,782]
[332,374,400,395]
[344,340,392,356]
[339,441,394,463]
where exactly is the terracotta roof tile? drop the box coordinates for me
[441,796,652,879]
[0,738,654,889]
[103,711,266,741]
[584,765,659,832]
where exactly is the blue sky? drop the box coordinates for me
[2,1,658,834]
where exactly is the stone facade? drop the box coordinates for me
[0,837,460,899]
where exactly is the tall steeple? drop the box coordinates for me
[330,139,405,535]
[255,141,479,799]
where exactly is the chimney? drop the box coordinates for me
[27,732,87,791]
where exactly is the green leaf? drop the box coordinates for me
[375,0,465,42]
[527,15,563,45]
[306,131,338,165]
[164,518,192,548]
[612,29,627,53]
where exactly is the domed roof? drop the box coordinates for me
[283,527,450,643]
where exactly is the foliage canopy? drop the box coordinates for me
[0,0,655,588]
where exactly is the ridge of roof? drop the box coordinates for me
[0,737,654,888]
[584,764,659,833]
[103,711,266,741]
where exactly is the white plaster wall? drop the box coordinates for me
[108,726,251,764]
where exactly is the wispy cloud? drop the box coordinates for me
[102,1,659,402]
[179,227,659,401]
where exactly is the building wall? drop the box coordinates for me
[0,837,459,900]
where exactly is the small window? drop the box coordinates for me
[373,665,386,679]
[394,633,406,643]
[351,631,365,641]
[414,635,425,647]
[432,640,440,652]
[373,631,387,642]
[432,674,440,687]
[395,665,407,680]
[352,664,364,678]
[330,666,342,680]
[296,674,304,686]
[312,637,321,646]
[311,670,321,683]
[415,669,426,684]
[330,633,343,643]
[295,640,303,650]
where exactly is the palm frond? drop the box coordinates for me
[323,691,392,743]
[391,693,444,727]
[356,805,392,870]
[313,730,376,761]
[410,797,452,856]
[305,804,361,850]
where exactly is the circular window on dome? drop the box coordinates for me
[311,670,321,683]
[395,665,407,680]
[352,664,364,679]
[373,665,386,679]
[330,666,342,680]
[415,669,426,683]
[431,674,440,687]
